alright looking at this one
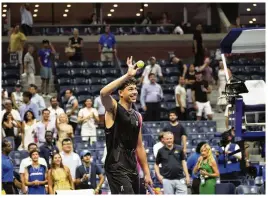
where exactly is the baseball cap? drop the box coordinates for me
[80,150,91,158]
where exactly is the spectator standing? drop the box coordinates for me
[78,99,99,144]
[140,73,163,121]
[187,141,206,194]
[23,45,35,85]
[193,24,204,67]
[35,109,56,147]
[2,89,9,108]
[60,138,82,180]
[75,151,105,194]
[154,132,190,194]
[89,13,101,25]
[48,153,74,194]
[19,91,39,121]
[93,95,105,126]
[159,12,171,24]
[39,131,59,168]
[55,113,73,152]
[8,24,27,74]
[163,111,187,153]
[141,12,153,24]
[2,139,16,194]
[24,150,48,194]
[185,64,196,104]
[153,132,165,158]
[197,57,214,86]
[19,143,47,194]
[29,84,46,118]
[98,25,116,62]
[11,84,23,110]
[20,4,33,36]
[193,144,219,194]
[19,110,36,150]
[47,97,65,124]
[38,40,56,97]
[171,56,188,77]
[140,56,164,85]
[68,28,83,61]
[64,89,79,133]
[175,76,187,120]
[191,72,213,120]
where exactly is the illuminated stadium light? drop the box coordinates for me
[140,8,143,12]
[3,9,7,12]
[249,21,253,24]
[252,18,256,21]
[144,4,148,7]
[113,4,118,7]
[107,13,112,17]
[253,4,257,6]
[34,9,38,12]
[110,9,114,12]
[136,13,141,16]
[63,14,68,17]
[65,9,69,12]
[247,8,251,11]
[3,4,7,8]
[35,4,39,7]
[33,14,37,17]
[67,4,71,7]
[2,14,6,17]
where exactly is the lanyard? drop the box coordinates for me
[83,165,91,175]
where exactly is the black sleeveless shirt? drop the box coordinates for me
[105,103,141,174]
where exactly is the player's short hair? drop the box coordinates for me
[118,78,137,90]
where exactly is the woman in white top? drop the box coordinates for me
[78,98,99,144]
[20,110,37,150]
[217,61,232,112]
[11,84,23,110]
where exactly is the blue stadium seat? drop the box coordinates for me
[164,94,174,102]
[161,84,175,94]
[165,76,178,84]
[58,78,72,86]
[60,27,73,36]
[158,59,167,67]
[163,67,180,76]
[75,142,91,150]
[252,58,264,66]
[32,27,44,35]
[75,85,91,95]
[2,79,18,86]
[90,85,103,95]
[45,27,59,35]
[101,77,117,85]
[73,78,90,85]
[56,68,72,78]
[132,26,146,35]
[251,75,263,80]
[74,136,83,144]
[71,68,87,78]
[166,102,176,111]
[2,62,19,70]
[101,68,120,77]
[147,154,154,162]
[236,185,259,194]
[86,68,102,77]
[215,183,236,194]
[2,70,19,79]
[100,61,114,68]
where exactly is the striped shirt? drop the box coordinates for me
[65,96,78,123]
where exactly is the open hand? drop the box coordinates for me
[126,56,139,77]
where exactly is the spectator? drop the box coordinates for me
[2,139,16,194]
[19,110,36,150]
[35,109,56,147]
[191,72,213,121]
[170,56,187,77]
[60,138,82,180]
[98,25,116,62]
[216,131,242,180]
[78,98,99,144]
[163,111,187,153]
[55,113,73,152]
[2,111,21,149]
[187,141,206,194]
[20,4,33,36]
[19,143,47,194]
[159,12,171,24]
[48,153,74,194]
[93,95,105,126]
[19,92,39,121]
[175,76,187,120]
[85,13,101,35]
[224,104,232,129]
[47,97,65,124]
[38,39,56,97]
[154,132,190,194]
[196,57,214,86]
[23,45,35,85]
[173,23,184,35]
[11,84,23,110]
[64,89,79,133]
[8,24,27,74]
[68,28,83,62]
[75,151,105,194]
[185,64,196,104]
[2,89,9,108]
[24,150,47,194]
[141,12,153,24]
[29,84,46,117]
[89,13,100,25]
[140,56,164,85]
[39,131,59,168]
[140,73,163,121]
[217,61,232,113]
[193,144,219,194]
[193,24,205,67]
[153,132,165,158]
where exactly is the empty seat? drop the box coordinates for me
[100,61,114,68]
[71,69,87,78]
[75,85,91,95]
[88,77,102,85]
[2,62,20,70]
[101,77,117,85]
[166,102,176,111]
[164,94,174,102]
[215,183,236,194]
[46,27,59,35]
[73,78,89,85]
[165,76,178,84]
[86,68,102,77]
[163,67,180,76]
[101,68,120,77]
[90,85,103,95]
[58,78,72,86]
[2,70,19,79]
[56,68,72,78]
[2,79,18,86]
[162,84,175,94]
[236,185,259,194]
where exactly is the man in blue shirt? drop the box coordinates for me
[38,39,56,97]
[2,139,16,194]
[98,25,116,62]
[19,91,39,121]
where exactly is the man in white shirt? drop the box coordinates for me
[60,138,82,180]
[23,45,35,85]
[19,143,47,194]
[20,4,33,36]
[48,97,65,123]
[93,95,105,126]
[140,56,164,85]
[29,84,46,117]
[153,132,165,158]
[175,76,187,120]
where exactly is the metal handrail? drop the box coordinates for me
[32,24,176,28]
